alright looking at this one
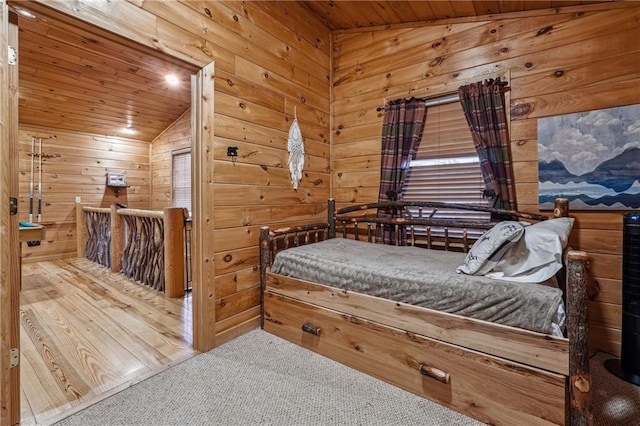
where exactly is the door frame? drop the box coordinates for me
[0,1,21,424]
[0,3,218,423]
[24,2,218,352]
[191,62,217,350]
[8,1,217,351]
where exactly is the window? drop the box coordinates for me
[401,95,489,234]
[172,149,191,213]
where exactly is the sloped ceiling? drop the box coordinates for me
[12,1,199,142]
[11,1,618,141]
[301,1,618,30]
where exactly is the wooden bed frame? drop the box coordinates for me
[260,198,593,426]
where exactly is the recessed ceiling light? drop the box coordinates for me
[122,127,137,135]
[165,74,180,86]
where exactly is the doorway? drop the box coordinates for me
[6,1,212,423]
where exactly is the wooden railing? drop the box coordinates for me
[81,206,112,267]
[77,204,188,298]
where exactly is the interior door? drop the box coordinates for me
[0,1,21,424]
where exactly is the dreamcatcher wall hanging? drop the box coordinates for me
[287,107,305,190]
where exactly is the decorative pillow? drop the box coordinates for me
[456,221,525,275]
[485,217,575,283]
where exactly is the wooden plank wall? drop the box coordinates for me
[18,124,151,263]
[199,1,331,345]
[35,1,333,348]
[150,110,191,211]
[331,2,640,356]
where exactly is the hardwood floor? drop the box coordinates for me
[19,258,196,425]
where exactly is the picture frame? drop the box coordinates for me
[106,172,127,188]
[538,104,640,210]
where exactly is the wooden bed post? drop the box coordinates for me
[566,250,593,426]
[553,197,592,424]
[554,197,570,218]
[328,198,336,239]
[260,226,271,329]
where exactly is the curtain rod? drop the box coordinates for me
[375,93,460,112]
[375,78,509,112]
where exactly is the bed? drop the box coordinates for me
[260,198,594,425]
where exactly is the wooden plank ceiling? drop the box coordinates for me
[301,1,619,30]
[10,1,618,141]
[11,1,199,142]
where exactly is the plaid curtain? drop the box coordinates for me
[458,78,517,211]
[376,98,427,244]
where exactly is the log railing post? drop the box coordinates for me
[110,203,123,273]
[164,207,187,298]
[76,203,87,257]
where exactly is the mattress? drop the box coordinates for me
[270,238,565,335]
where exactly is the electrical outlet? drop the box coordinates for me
[75,196,81,203]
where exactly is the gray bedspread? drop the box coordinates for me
[270,238,564,335]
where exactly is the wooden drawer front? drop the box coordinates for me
[266,273,569,375]
[264,293,566,426]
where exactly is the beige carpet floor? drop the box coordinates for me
[51,330,639,426]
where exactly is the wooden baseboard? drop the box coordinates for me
[215,316,260,348]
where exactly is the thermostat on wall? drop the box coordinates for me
[106,173,127,187]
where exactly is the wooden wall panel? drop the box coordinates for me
[150,110,191,211]
[207,0,331,345]
[331,2,640,356]
[18,124,151,262]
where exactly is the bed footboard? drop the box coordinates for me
[259,218,334,328]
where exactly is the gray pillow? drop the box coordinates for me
[456,221,525,275]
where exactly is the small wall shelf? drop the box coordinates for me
[19,223,45,243]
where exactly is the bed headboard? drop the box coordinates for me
[332,198,569,252]
[260,198,570,264]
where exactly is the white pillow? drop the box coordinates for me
[485,217,575,283]
[456,221,525,275]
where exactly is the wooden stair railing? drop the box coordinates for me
[119,209,166,293]
[77,204,188,298]
[78,206,111,268]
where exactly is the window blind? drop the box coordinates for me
[172,150,191,213]
[401,99,489,227]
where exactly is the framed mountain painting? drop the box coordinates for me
[538,104,640,210]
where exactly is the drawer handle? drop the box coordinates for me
[302,322,321,336]
[419,363,450,384]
